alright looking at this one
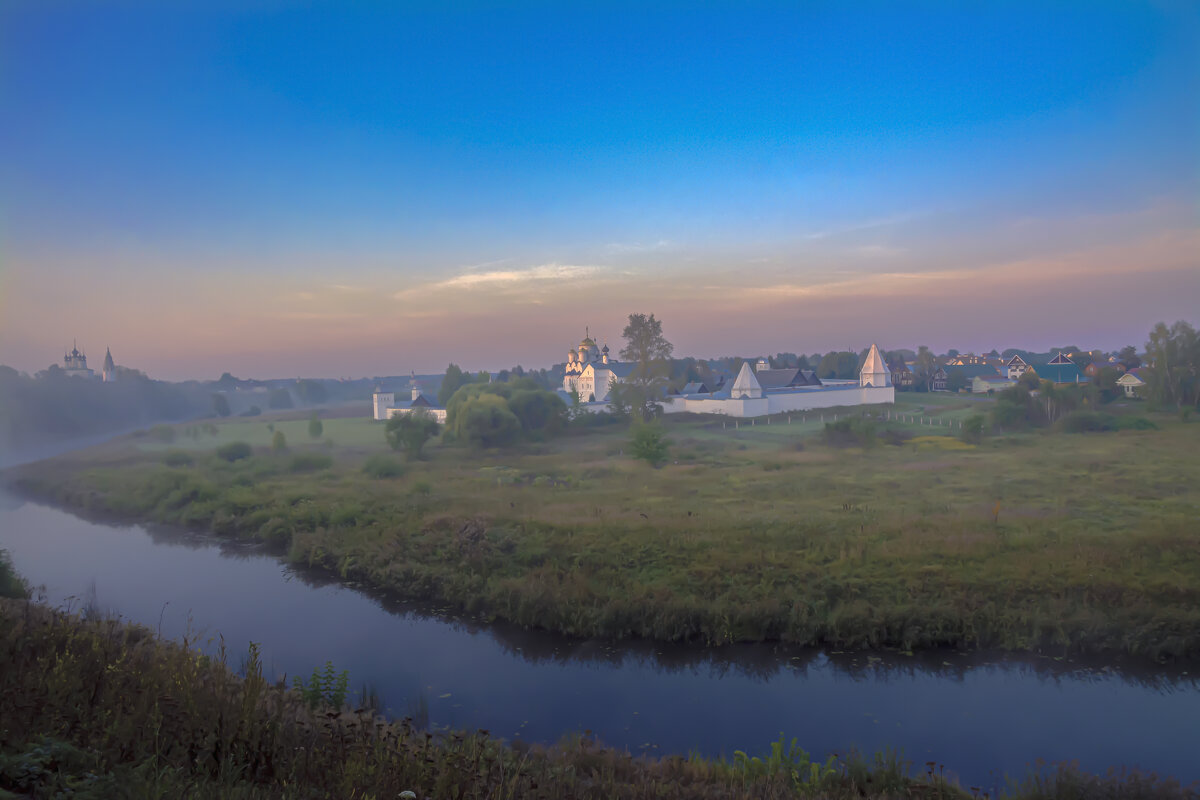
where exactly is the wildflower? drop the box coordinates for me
[399,792,417,800]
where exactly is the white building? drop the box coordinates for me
[61,342,94,379]
[372,376,447,423]
[102,347,117,382]
[661,343,895,418]
[562,329,635,402]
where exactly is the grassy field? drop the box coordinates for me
[7,400,1200,659]
[8,599,1185,800]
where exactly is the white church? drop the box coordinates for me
[372,375,448,423]
[560,329,895,417]
[561,329,636,402]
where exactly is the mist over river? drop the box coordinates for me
[2,493,1196,792]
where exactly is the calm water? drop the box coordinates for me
[2,493,1197,791]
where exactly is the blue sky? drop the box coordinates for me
[2,2,1197,378]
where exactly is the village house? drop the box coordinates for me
[1116,368,1147,398]
[1006,354,1031,380]
[1027,352,1087,386]
[972,374,1016,393]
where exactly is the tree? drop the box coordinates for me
[630,421,669,467]
[1144,321,1200,411]
[295,379,327,405]
[438,364,472,406]
[308,413,323,439]
[619,313,674,421]
[268,388,294,409]
[913,346,937,392]
[385,409,440,461]
[453,394,521,448]
[945,370,970,393]
[211,393,231,417]
[506,389,566,436]
[1018,369,1041,391]
[271,430,288,452]
[1118,345,1141,370]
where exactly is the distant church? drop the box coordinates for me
[58,342,119,381]
[562,329,635,402]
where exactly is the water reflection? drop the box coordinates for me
[2,492,1198,790]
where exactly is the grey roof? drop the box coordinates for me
[753,368,822,389]
[680,381,710,395]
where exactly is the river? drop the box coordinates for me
[1,492,1196,792]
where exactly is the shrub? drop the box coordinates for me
[822,417,876,448]
[288,453,333,473]
[0,550,29,599]
[148,424,175,443]
[215,442,252,462]
[1112,415,1159,431]
[271,430,288,453]
[308,414,323,439]
[1060,411,1115,433]
[960,415,986,445]
[362,454,404,478]
[385,410,440,461]
[162,449,194,467]
[239,405,262,417]
[630,422,670,467]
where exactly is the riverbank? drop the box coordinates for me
[3,597,1194,799]
[5,409,1199,659]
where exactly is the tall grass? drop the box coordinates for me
[7,413,1199,658]
[3,600,1189,799]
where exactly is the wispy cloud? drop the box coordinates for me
[409,263,605,294]
[604,239,673,254]
[803,212,921,240]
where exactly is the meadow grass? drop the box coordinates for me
[7,405,1200,659]
[1,599,1191,799]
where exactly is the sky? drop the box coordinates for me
[1,1,1197,380]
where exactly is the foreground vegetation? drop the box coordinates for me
[2,599,1193,799]
[6,399,1200,660]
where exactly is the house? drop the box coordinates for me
[372,377,448,422]
[889,360,914,388]
[930,367,948,392]
[941,364,1002,391]
[1116,368,1146,398]
[1005,354,1030,380]
[972,374,1016,394]
[680,381,712,395]
[1027,362,1086,385]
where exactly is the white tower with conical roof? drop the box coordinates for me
[731,361,763,398]
[859,343,891,388]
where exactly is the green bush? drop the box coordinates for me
[362,454,404,478]
[308,414,324,439]
[272,430,288,452]
[630,422,670,467]
[0,550,29,599]
[1060,411,1115,433]
[1112,415,1159,431]
[162,449,194,467]
[215,442,252,462]
[822,417,876,448]
[149,424,176,443]
[288,453,333,473]
[960,414,986,444]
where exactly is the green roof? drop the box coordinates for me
[1030,363,1086,384]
